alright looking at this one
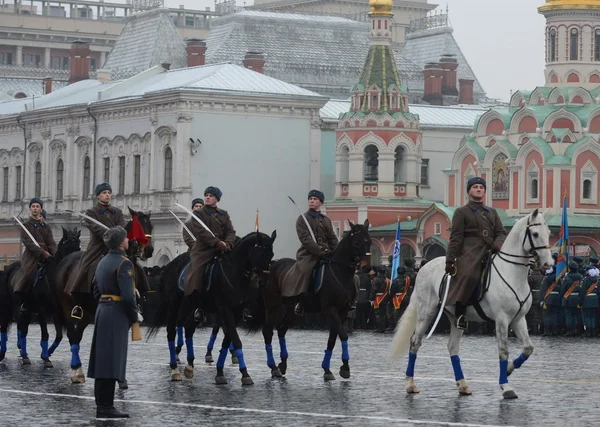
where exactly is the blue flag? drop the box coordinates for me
[556,195,569,282]
[391,219,401,282]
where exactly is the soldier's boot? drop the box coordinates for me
[455,302,468,330]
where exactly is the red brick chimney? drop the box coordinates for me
[422,62,443,106]
[242,52,265,74]
[43,76,53,94]
[69,40,90,84]
[459,78,475,104]
[439,54,458,97]
[186,38,206,67]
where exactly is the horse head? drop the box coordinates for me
[58,226,81,257]
[519,208,554,270]
[127,206,154,261]
[233,230,277,288]
[340,219,371,265]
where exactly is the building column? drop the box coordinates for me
[348,152,364,198]
[404,153,419,198]
[148,118,157,193]
[309,117,321,191]
[44,48,51,68]
[377,152,395,198]
[16,46,22,66]
[175,113,193,192]
[100,51,107,68]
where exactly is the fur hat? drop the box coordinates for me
[590,256,599,264]
[103,226,127,250]
[569,261,579,271]
[204,186,222,201]
[466,177,486,192]
[191,198,204,208]
[29,198,43,208]
[308,189,324,203]
[95,182,112,196]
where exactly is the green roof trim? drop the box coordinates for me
[528,137,555,162]
[545,155,571,165]
[428,235,448,249]
[496,140,518,159]
[532,86,553,97]
[464,135,486,161]
[356,44,402,112]
[369,219,418,233]
[551,128,570,141]
[565,136,591,160]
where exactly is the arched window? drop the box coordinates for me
[339,146,350,183]
[56,159,64,200]
[531,178,538,200]
[550,29,557,62]
[570,28,579,61]
[595,29,600,61]
[364,145,379,182]
[34,161,41,198]
[83,156,90,198]
[400,243,415,263]
[369,244,382,266]
[394,146,405,182]
[583,179,592,199]
[164,147,173,190]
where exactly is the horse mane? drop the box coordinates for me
[232,231,272,253]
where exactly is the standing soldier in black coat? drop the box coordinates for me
[88,226,139,419]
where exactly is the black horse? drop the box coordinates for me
[249,220,371,380]
[55,207,153,384]
[0,226,81,366]
[148,230,276,385]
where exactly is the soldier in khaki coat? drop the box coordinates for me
[183,198,204,251]
[282,189,338,315]
[445,177,507,329]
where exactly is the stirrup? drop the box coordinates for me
[71,305,83,320]
[193,309,203,324]
[456,315,468,330]
[294,303,304,316]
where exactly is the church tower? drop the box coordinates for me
[334,0,422,200]
[539,0,600,88]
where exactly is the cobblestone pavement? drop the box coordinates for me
[0,326,598,426]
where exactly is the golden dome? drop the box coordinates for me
[539,0,600,11]
[369,0,393,16]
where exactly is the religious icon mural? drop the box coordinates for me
[492,154,509,200]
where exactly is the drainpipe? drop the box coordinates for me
[87,104,97,196]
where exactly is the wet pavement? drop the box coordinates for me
[0,326,599,426]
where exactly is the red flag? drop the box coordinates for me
[128,215,149,245]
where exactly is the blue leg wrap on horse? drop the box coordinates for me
[70,344,81,367]
[321,350,333,370]
[406,352,417,377]
[207,333,217,351]
[217,347,228,368]
[17,330,21,348]
[279,337,288,359]
[265,344,276,367]
[499,359,509,384]
[229,342,234,352]
[168,341,177,366]
[48,340,60,356]
[185,337,194,359]
[20,337,27,357]
[0,332,7,352]
[513,353,529,370]
[450,355,464,381]
[341,340,349,362]
[176,327,184,348]
[40,340,49,359]
[234,349,247,369]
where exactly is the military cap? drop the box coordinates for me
[191,198,204,208]
[95,182,112,196]
[103,226,127,250]
[467,176,486,192]
[29,197,43,208]
[204,186,222,201]
[308,189,325,203]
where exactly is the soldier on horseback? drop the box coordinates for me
[65,183,126,310]
[13,198,57,295]
[184,186,236,296]
[445,177,507,330]
[183,198,204,251]
[290,189,338,316]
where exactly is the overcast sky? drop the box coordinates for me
[128,0,548,101]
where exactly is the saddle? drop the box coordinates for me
[178,260,219,293]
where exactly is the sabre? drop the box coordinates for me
[13,216,40,248]
[426,273,452,339]
[64,210,109,230]
[174,202,215,238]
[168,209,196,242]
[287,196,316,243]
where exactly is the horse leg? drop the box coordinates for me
[448,322,470,395]
[229,339,238,365]
[225,310,253,386]
[205,324,218,363]
[215,334,230,385]
[69,314,90,384]
[0,307,9,362]
[175,293,187,361]
[495,317,518,399]
[405,303,437,394]
[263,322,281,378]
[167,302,181,381]
[183,318,196,379]
[48,315,63,357]
[17,305,31,365]
[277,323,289,376]
[507,316,534,377]
[338,312,351,380]
[321,327,337,381]
[37,306,53,368]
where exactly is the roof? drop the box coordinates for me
[400,26,486,99]
[355,44,402,111]
[0,77,68,98]
[103,8,187,73]
[369,219,418,233]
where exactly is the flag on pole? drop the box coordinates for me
[390,218,401,282]
[255,209,259,232]
[556,194,569,282]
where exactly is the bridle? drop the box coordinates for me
[497,216,549,267]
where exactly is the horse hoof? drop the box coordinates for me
[324,372,336,381]
[21,357,31,366]
[278,361,287,376]
[231,356,239,365]
[0,352,5,362]
[271,367,283,378]
[406,385,420,394]
[215,375,228,385]
[507,361,515,377]
[501,385,518,399]
[205,354,214,364]
[170,370,182,382]
[118,380,128,390]
[241,376,254,386]
[43,359,53,369]
[71,375,85,384]
[339,366,350,379]
[184,365,194,379]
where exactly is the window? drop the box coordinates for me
[56,159,64,200]
[0,53,12,65]
[51,56,61,69]
[595,30,600,61]
[164,148,173,190]
[2,167,8,202]
[62,56,69,70]
[90,58,96,70]
[531,178,538,200]
[103,157,110,183]
[363,145,379,182]
[371,95,378,109]
[434,222,442,235]
[394,146,405,182]
[550,29,557,62]
[15,166,21,201]
[134,155,141,193]
[118,156,125,194]
[570,28,579,61]
[24,54,41,67]
[185,16,195,26]
[82,156,90,198]
[421,159,429,186]
[583,179,592,199]
[34,162,41,198]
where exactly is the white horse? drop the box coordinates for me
[390,209,554,399]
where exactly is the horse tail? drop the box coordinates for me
[389,298,418,361]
